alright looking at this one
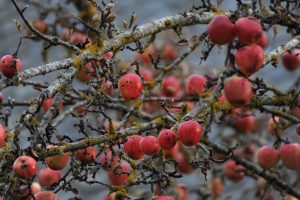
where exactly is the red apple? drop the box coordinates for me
[34,191,59,200]
[255,32,269,49]
[176,153,194,174]
[13,156,38,179]
[0,124,6,147]
[39,167,61,186]
[185,74,207,96]
[282,49,300,71]
[207,15,235,45]
[42,97,63,113]
[76,61,95,82]
[279,143,300,170]
[230,108,256,133]
[162,76,181,97]
[107,159,132,186]
[163,43,177,61]
[235,17,263,44]
[176,184,188,200]
[235,44,264,76]
[45,145,70,170]
[267,117,285,136]
[223,160,244,182]
[257,146,279,169]
[224,76,253,107]
[211,177,224,198]
[75,146,97,163]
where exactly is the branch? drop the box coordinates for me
[203,139,300,199]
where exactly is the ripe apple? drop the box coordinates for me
[34,191,59,200]
[39,167,61,186]
[0,124,6,147]
[13,156,38,179]
[45,145,70,170]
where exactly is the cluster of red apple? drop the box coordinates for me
[223,142,300,183]
[208,15,300,73]
[209,15,300,139]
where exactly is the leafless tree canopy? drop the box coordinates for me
[0,0,299,199]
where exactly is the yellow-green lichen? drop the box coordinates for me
[164,19,172,27]
[271,54,279,64]
[127,169,138,184]
[73,57,83,68]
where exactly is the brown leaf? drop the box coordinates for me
[13,19,22,33]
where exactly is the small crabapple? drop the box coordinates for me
[42,97,63,113]
[31,182,42,194]
[123,135,144,160]
[256,146,280,169]
[211,177,224,198]
[293,107,300,118]
[158,129,177,150]
[185,74,207,96]
[162,76,181,97]
[34,191,59,200]
[0,124,6,147]
[0,55,22,78]
[235,44,264,76]
[282,49,300,71]
[107,160,132,186]
[207,15,235,45]
[223,160,244,182]
[279,143,300,170]
[99,150,113,168]
[140,69,154,82]
[177,120,202,146]
[45,145,70,170]
[0,92,3,104]
[163,142,179,159]
[76,61,95,82]
[13,156,38,179]
[235,17,263,44]
[267,117,285,136]
[176,184,188,200]
[162,43,177,61]
[75,146,97,163]
[38,167,61,186]
[31,20,48,34]
[255,32,269,49]
[69,32,91,45]
[297,123,300,136]
[230,108,256,133]
[101,52,113,60]
[139,136,161,156]
[102,81,114,96]
[138,45,157,65]
[105,193,116,200]
[118,73,143,100]
[175,152,194,174]
[224,76,253,107]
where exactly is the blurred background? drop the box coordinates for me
[0,0,299,199]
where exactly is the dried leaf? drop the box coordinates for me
[273,24,280,41]
[13,19,22,33]
[122,20,129,29]
[129,12,137,28]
